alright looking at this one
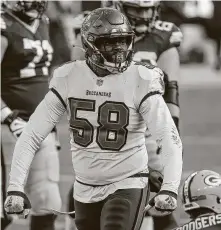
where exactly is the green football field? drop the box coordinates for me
[4,64,221,230]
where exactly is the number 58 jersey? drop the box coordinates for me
[50,60,165,186]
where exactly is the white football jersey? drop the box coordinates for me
[49,60,164,186]
[8,60,182,203]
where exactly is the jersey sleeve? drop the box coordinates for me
[134,63,165,110]
[139,92,183,194]
[49,62,73,108]
[134,64,182,194]
[7,90,66,192]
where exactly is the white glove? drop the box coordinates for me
[4,191,31,219]
[3,110,27,139]
[154,191,177,212]
[9,117,27,139]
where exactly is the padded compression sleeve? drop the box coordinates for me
[139,94,183,194]
[7,90,66,192]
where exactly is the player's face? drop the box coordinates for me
[8,0,48,19]
[124,6,155,23]
[24,0,47,18]
[95,37,129,64]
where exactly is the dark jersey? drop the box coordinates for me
[133,20,183,65]
[1,10,53,121]
[172,214,221,230]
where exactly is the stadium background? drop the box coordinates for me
[2,1,221,230]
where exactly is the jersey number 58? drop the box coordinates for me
[69,98,129,151]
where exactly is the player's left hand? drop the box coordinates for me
[154,190,177,212]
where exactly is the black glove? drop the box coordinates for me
[149,168,163,193]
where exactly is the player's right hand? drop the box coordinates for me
[4,191,31,219]
[4,111,27,138]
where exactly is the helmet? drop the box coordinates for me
[182,170,221,217]
[3,1,48,21]
[114,0,161,32]
[81,8,135,74]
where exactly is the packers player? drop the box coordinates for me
[4,8,183,230]
[1,1,61,229]
[173,170,221,230]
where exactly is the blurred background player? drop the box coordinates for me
[175,0,221,70]
[1,1,61,229]
[114,0,183,229]
[174,170,221,230]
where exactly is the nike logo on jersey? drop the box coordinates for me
[86,90,111,98]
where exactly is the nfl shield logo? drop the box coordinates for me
[96,79,103,86]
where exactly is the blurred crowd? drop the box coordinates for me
[46,0,221,70]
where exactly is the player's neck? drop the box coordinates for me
[86,59,111,77]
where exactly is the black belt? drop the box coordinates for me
[76,172,149,187]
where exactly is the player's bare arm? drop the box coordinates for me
[158,47,180,128]
[158,47,180,82]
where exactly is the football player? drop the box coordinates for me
[114,1,183,229]
[1,1,61,230]
[4,8,183,230]
[173,170,221,230]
